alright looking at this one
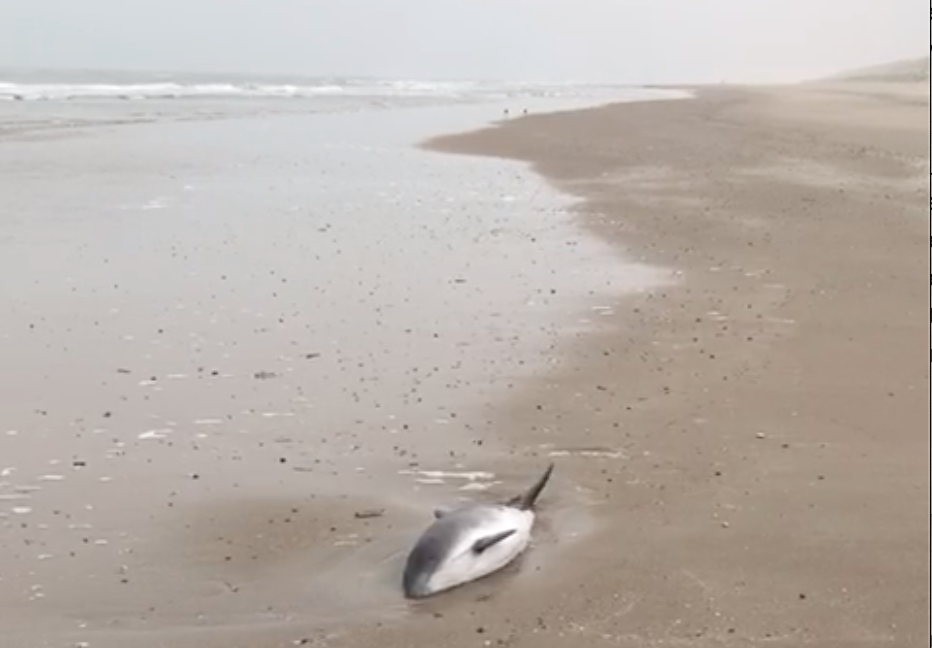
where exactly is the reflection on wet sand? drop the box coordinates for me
[0,95,664,646]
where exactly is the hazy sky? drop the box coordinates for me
[0,0,925,82]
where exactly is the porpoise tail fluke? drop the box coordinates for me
[508,463,554,511]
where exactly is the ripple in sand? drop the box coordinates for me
[458,481,502,492]
[398,469,495,484]
[545,447,629,460]
[0,493,31,502]
[138,429,172,440]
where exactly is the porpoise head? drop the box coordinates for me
[402,523,451,599]
[402,463,555,599]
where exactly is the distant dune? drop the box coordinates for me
[829,56,930,83]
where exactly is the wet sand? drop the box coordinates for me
[0,95,666,647]
[2,81,928,646]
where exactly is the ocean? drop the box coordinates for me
[0,68,672,134]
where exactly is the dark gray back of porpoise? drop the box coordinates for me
[403,506,489,598]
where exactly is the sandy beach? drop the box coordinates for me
[408,82,929,647]
[375,82,927,645]
[1,76,927,646]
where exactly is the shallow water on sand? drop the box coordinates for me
[0,95,673,643]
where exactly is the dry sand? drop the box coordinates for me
[371,83,928,645]
[3,80,928,646]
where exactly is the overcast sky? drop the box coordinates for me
[0,0,925,83]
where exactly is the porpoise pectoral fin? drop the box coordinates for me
[507,462,555,511]
[472,530,517,554]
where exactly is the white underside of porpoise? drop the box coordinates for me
[424,505,535,596]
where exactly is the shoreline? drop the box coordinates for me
[387,83,927,645]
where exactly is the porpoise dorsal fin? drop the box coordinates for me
[472,529,516,554]
[433,507,452,520]
[506,463,555,511]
